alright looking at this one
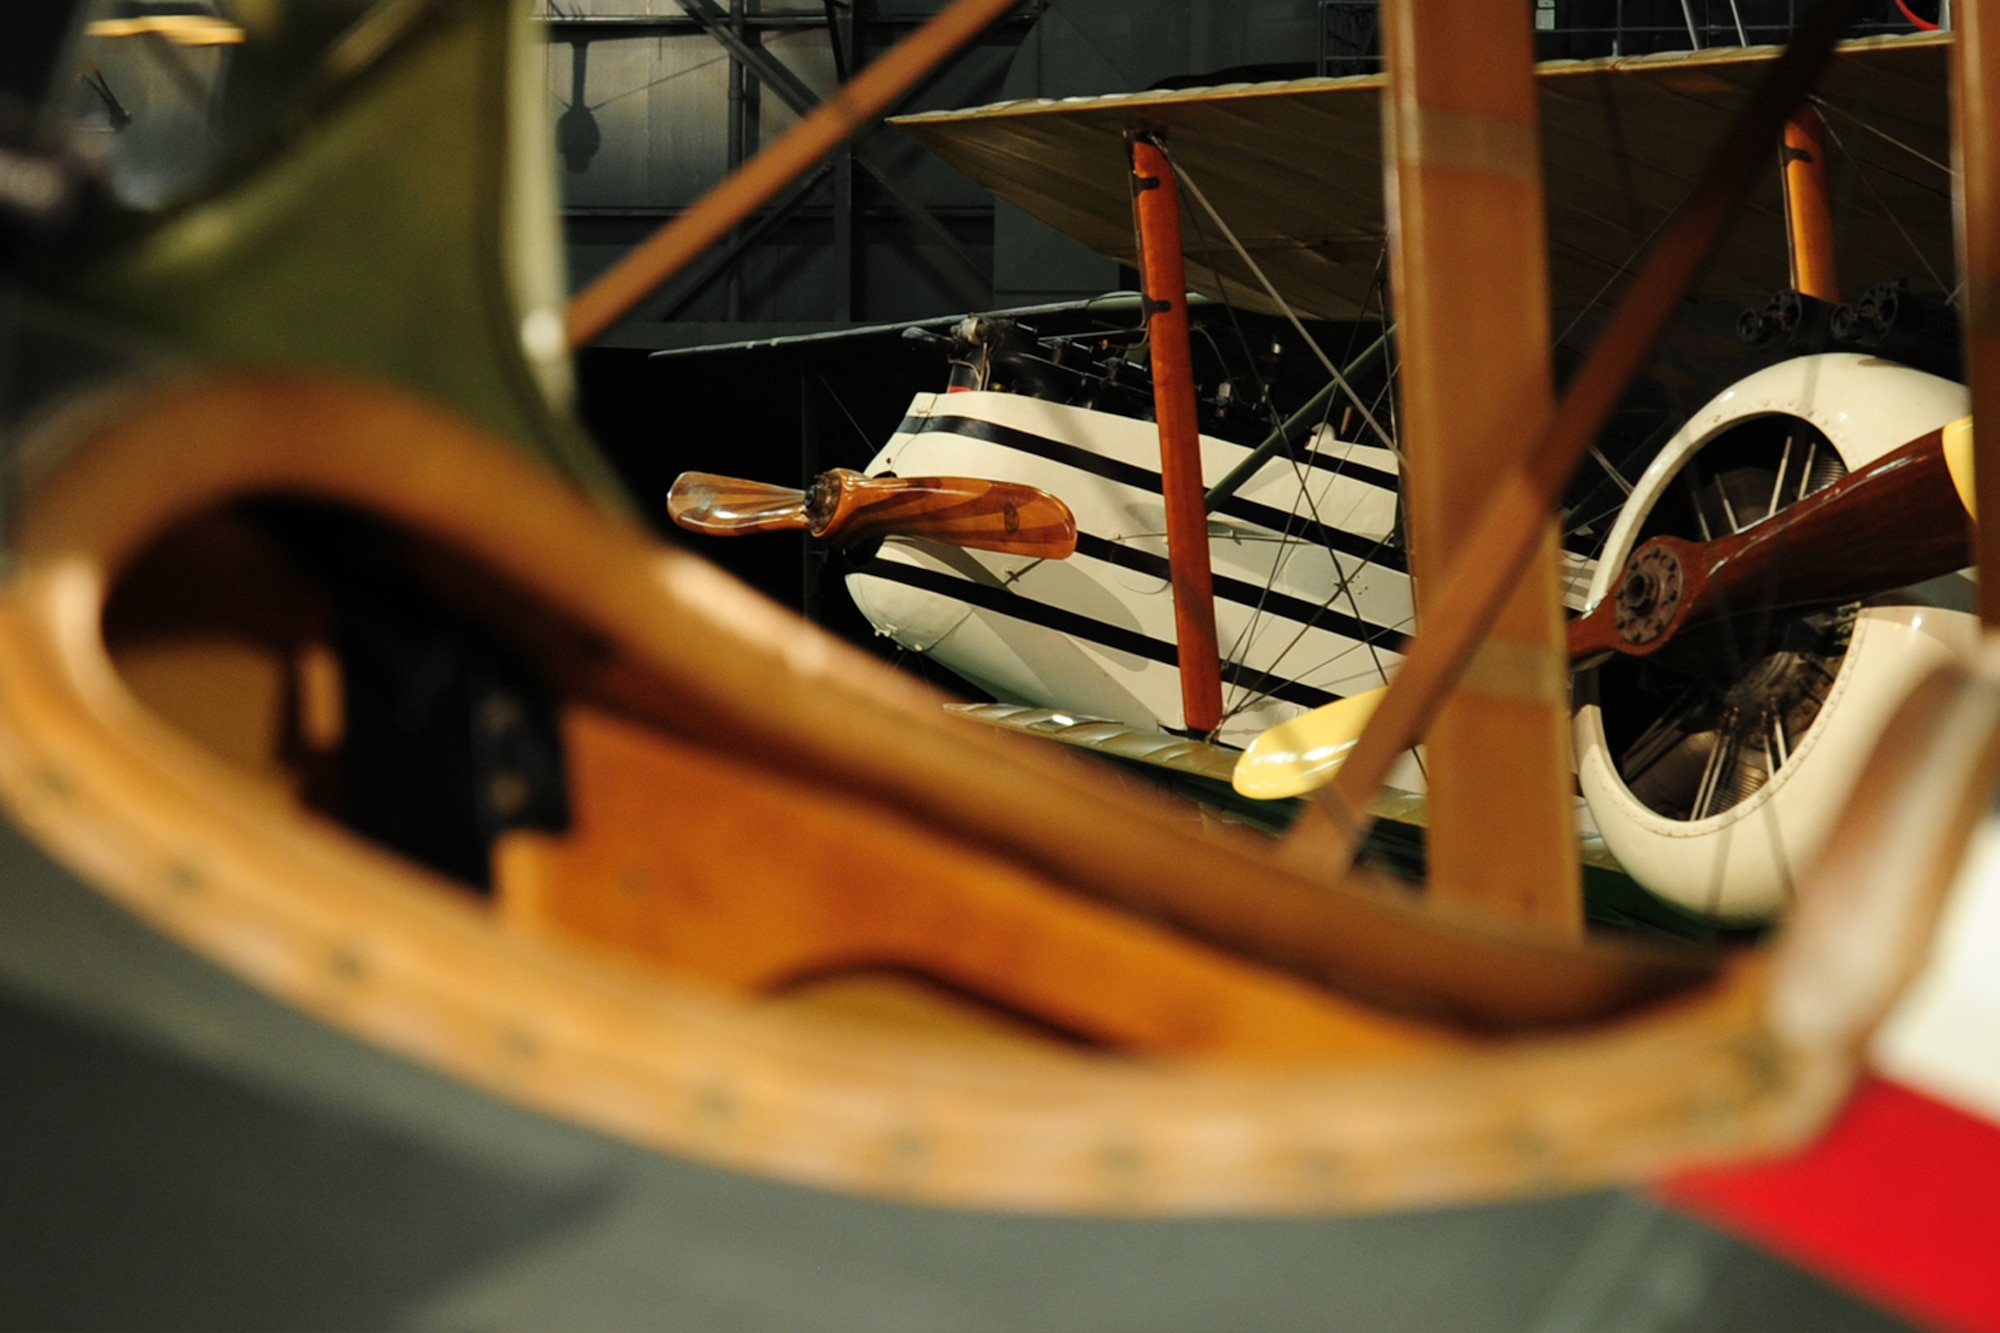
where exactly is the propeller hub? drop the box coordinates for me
[806,470,846,533]
[1613,542,1684,647]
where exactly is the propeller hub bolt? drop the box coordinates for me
[1613,543,1683,646]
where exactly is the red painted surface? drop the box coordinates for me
[1128,136,1223,734]
[1662,1075,2000,1333]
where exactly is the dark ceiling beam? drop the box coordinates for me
[674,0,992,309]
[537,9,1037,41]
[821,0,851,83]
[826,0,856,319]
[538,15,826,36]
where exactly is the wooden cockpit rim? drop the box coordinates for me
[0,370,1951,1212]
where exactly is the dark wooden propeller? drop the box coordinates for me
[1569,420,1974,666]
[668,468,1078,559]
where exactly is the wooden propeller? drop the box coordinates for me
[1238,417,1978,802]
[668,468,1078,558]
[1569,418,1976,667]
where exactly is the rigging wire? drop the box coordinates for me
[1144,144,1655,738]
[1807,93,1955,180]
[1162,152,1410,726]
[1817,116,1952,294]
[1551,208,1675,351]
[562,50,733,114]
[811,367,879,453]
[1176,180,1362,719]
[1679,0,1703,49]
[1178,195,1289,441]
[1151,143,1423,728]
[1153,140,1397,455]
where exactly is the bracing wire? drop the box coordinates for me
[1157,149,1412,726]
[1817,116,1952,294]
[1153,141,1397,455]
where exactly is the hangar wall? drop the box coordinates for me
[550,0,1904,349]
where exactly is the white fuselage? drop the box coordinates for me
[846,390,1419,751]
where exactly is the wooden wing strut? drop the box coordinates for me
[1129,136,1224,735]
[1285,0,1863,869]
[1375,0,1581,932]
[1781,107,1840,302]
[1955,0,2000,624]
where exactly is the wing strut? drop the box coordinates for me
[1782,107,1840,301]
[1955,0,2000,624]
[1372,0,1583,933]
[1129,136,1224,735]
[1282,0,1861,873]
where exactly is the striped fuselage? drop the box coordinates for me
[846,390,1416,751]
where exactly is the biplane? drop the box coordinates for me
[2,0,1997,1327]
[667,29,1982,927]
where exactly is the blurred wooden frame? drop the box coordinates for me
[0,371,1966,1213]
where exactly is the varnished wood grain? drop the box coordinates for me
[667,472,810,536]
[497,705,1448,1061]
[1782,107,1841,301]
[1955,0,2000,625]
[1378,0,1581,934]
[1131,138,1224,735]
[15,376,1716,1028]
[1296,0,1862,865]
[1567,423,1972,663]
[812,468,1078,558]
[0,370,1920,1213]
[670,468,1078,558]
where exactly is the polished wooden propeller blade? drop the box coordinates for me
[667,472,811,536]
[664,466,804,536]
[1569,417,1975,666]
[809,468,1076,557]
[669,468,1077,558]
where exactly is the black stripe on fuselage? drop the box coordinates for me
[851,559,1349,712]
[896,413,1409,574]
[1072,533,1410,654]
[900,409,1401,492]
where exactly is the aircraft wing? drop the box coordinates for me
[892,34,1952,320]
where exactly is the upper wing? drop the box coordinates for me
[892,33,1952,320]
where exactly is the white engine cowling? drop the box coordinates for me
[1575,354,1978,922]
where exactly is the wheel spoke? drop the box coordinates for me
[1684,471,1715,542]
[1766,430,1795,523]
[1691,706,1740,820]
[1618,681,1708,782]
[1596,420,1855,839]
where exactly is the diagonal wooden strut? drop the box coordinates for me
[1283,0,1863,871]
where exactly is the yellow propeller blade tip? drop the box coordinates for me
[1231,687,1387,800]
[1944,416,1976,519]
